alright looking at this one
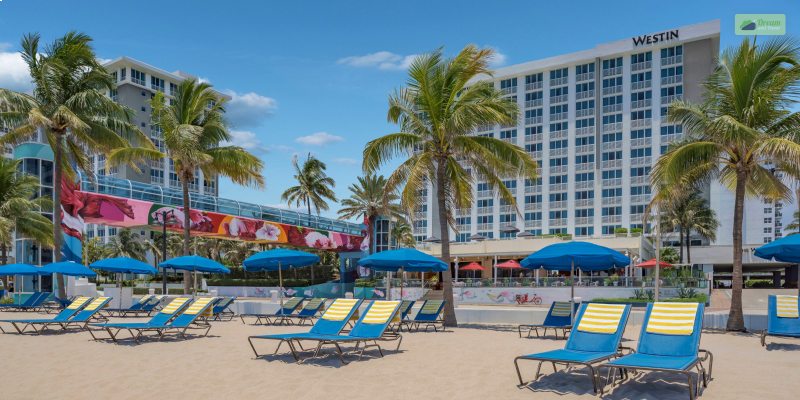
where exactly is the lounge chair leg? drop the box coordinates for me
[375,341,384,357]
[684,371,695,400]
[761,330,767,347]
[534,361,543,381]
[587,364,598,394]
[552,362,557,373]
[248,337,261,357]
[395,335,403,351]
[287,341,300,361]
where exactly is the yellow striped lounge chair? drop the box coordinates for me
[761,295,800,347]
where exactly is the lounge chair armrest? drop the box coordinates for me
[617,346,635,355]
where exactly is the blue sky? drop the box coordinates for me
[0,0,797,220]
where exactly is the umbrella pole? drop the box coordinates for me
[278,261,284,308]
[386,271,392,300]
[400,268,404,300]
[570,260,575,323]
[118,273,122,309]
[193,270,198,297]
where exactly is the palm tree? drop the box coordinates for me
[363,45,538,327]
[282,153,337,215]
[784,210,800,234]
[0,32,149,298]
[390,220,415,249]
[112,79,265,293]
[103,228,146,260]
[0,158,53,265]
[221,240,257,267]
[658,193,718,264]
[338,174,405,252]
[652,37,800,331]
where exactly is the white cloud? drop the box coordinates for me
[295,131,344,146]
[337,51,418,71]
[223,90,277,128]
[487,47,507,67]
[0,44,33,93]
[333,157,358,165]
[222,130,268,154]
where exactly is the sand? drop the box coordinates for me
[0,310,796,400]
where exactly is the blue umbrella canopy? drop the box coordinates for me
[243,249,320,272]
[521,241,630,271]
[0,263,44,276]
[159,255,230,274]
[755,235,800,263]
[90,257,158,275]
[41,261,98,277]
[358,248,448,272]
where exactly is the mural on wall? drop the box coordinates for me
[60,178,367,261]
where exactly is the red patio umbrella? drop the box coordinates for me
[636,258,673,268]
[460,262,485,271]
[496,259,522,269]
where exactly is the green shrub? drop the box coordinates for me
[0,297,14,304]
[614,227,628,234]
[745,279,774,288]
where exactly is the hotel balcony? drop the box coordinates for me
[550,112,568,121]
[631,99,652,109]
[602,66,623,77]
[524,185,542,194]
[524,99,543,108]
[550,77,568,87]
[602,178,622,187]
[455,208,471,216]
[631,137,652,148]
[575,199,594,208]
[602,104,622,114]
[575,181,594,190]
[549,147,568,157]
[550,200,568,209]
[524,203,542,211]
[631,61,652,72]
[662,133,684,144]
[602,197,622,206]
[575,108,594,118]
[661,75,683,86]
[631,119,652,129]
[576,72,595,82]
[661,94,683,105]
[602,122,623,133]
[476,223,493,231]
[550,129,568,140]
[575,163,594,172]
[477,207,494,216]
[525,134,543,143]
[524,220,542,229]
[549,183,568,193]
[575,216,593,225]
[477,190,493,199]
[525,81,543,91]
[631,194,650,204]
[601,141,622,151]
[601,160,623,169]
[550,165,568,175]
[549,218,568,227]
[661,54,683,66]
[500,205,515,214]
[575,144,595,154]
[500,86,517,95]
[631,80,652,91]
[631,176,649,185]
[525,116,543,125]
[550,94,569,104]
[575,126,595,136]
[456,224,471,232]
[576,90,595,100]
[631,156,652,167]
[602,215,622,224]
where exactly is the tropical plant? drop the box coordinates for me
[282,153,337,216]
[362,45,538,326]
[0,158,53,264]
[0,32,149,298]
[390,220,415,249]
[652,37,800,331]
[658,192,718,264]
[111,79,265,293]
[103,228,146,260]
[660,247,680,264]
[338,174,404,223]
[220,240,257,267]
[785,209,800,233]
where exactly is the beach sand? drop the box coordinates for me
[0,310,796,400]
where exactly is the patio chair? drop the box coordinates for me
[210,296,237,321]
[602,302,712,400]
[0,292,46,312]
[287,298,327,326]
[514,303,631,394]
[0,296,93,334]
[761,295,800,347]
[149,297,219,340]
[390,300,416,332]
[298,300,402,365]
[518,301,578,339]
[248,298,362,361]
[406,299,446,332]
[103,294,154,317]
[240,296,304,325]
[88,297,192,342]
[56,297,113,330]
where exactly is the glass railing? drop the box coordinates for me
[76,172,365,235]
[449,276,708,289]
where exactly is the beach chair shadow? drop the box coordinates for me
[603,371,706,400]
[520,369,598,396]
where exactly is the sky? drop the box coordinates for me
[0,0,797,221]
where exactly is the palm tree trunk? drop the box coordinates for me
[727,172,747,331]
[435,159,457,327]
[1,244,7,293]
[685,231,692,265]
[679,227,685,264]
[180,172,192,294]
[52,133,66,299]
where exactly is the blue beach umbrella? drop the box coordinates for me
[41,261,98,277]
[358,248,448,300]
[0,263,45,295]
[243,249,319,306]
[755,235,800,264]
[160,255,231,295]
[91,257,158,308]
[521,241,630,319]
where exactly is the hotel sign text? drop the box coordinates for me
[632,30,679,47]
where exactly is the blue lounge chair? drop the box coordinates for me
[389,300,415,332]
[514,303,631,394]
[518,301,579,339]
[301,300,403,364]
[0,292,51,312]
[56,297,113,330]
[0,296,93,334]
[406,299,446,332]
[211,296,236,321]
[103,294,155,317]
[761,295,800,346]
[240,296,304,325]
[0,292,41,311]
[88,297,192,342]
[602,302,712,400]
[248,298,362,361]
[146,297,218,340]
[287,298,327,326]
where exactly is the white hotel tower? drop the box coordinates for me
[413,21,737,245]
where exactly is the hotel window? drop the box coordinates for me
[549,86,568,98]
[764,208,773,214]
[151,76,165,92]
[575,118,594,128]
[550,139,568,149]
[631,185,651,195]
[499,214,516,223]
[602,151,622,161]
[602,132,622,142]
[631,71,652,85]
[525,125,542,137]
[576,81,594,94]
[602,206,622,216]
[170,82,178,96]
[764,237,773,243]
[661,66,683,78]
[764,227,773,234]
[575,154,594,164]
[502,180,517,189]
[764,217,773,224]
[550,121,568,132]
[477,199,493,208]
[455,233,470,242]
[631,109,652,121]
[550,228,568,235]
[631,129,652,139]
[602,170,622,180]
[602,114,622,125]
[631,167,652,177]
[602,76,622,88]
[549,192,568,202]
[576,63,595,74]
[500,77,517,90]
[661,85,683,98]
[631,91,652,102]
[630,52,652,64]
[631,148,652,158]
[477,182,490,192]
[660,45,683,59]
[631,204,647,214]
[549,68,568,80]
[525,108,542,121]
[500,129,517,140]
[549,175,568,185]
[575,191,594,200]
[549,157,568,167]
[456,216,471,226]
[525,142,542,153]
[549,104,568,116]
[110,71,118,81]
[602,57,623,71]
[603,95,623,107]
[576,100,594,111]
[120,68,126,81]
[131,68,146,85]
[525,91,543,105]
[477,215,493,224]
[525,178,542,187]
[575,172,594,182]
[549,210,568,219]
[524,212,542,221]
[575,136,594,146]
[602,225,621,235]
[525,72,543,84]
[575,227,594,236]
[524,195,542,204]
[575,208,594,217]
[660,124,683,136]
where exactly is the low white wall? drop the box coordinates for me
[209,286,282,298]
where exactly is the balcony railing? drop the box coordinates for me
[525,116,543,125]
[631,137,652,148]
[550,165,568,174]
[500,86,517,95]
[631,61,652,71]
[575,181,594,190]
[576,90,594,100]
[602,66,623,77]
[525,134,542,143]
[550,112,568,121]
[549,183,568,193]
[549,147,568,157]
[631,80,652,91]
[524,99,543,108]
[524,203,542,211]
[525,81,543,91]
[631,119,652,129]
[661,94,683,105]
[477,206,494,215]
[549,218,567,227]
[524,220,542,228]
[602,178,622,187]
[602,104,622,114]
[550,77,568,87]
[631,194,650,204]
[631,156,652,166]
[661,75,683,86]
[602,122,622,133]
[550,94,568,104]
[575,216,593,225]
[576,126,595,136]
[602,215,622,223]
[576,72,594,82]
[601,197,622,206]
[575,163,594,172]
[476,223,493,231]
[550,130,568,140]
[575,144,594,154]
[631,99,652,109]
[477,190,493,198]
[631,176,649,185]
[524,186,542,194]
[575,199,594,208]
[575,108,594,118]
[661,54,683,66]
[601,141,622,151]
